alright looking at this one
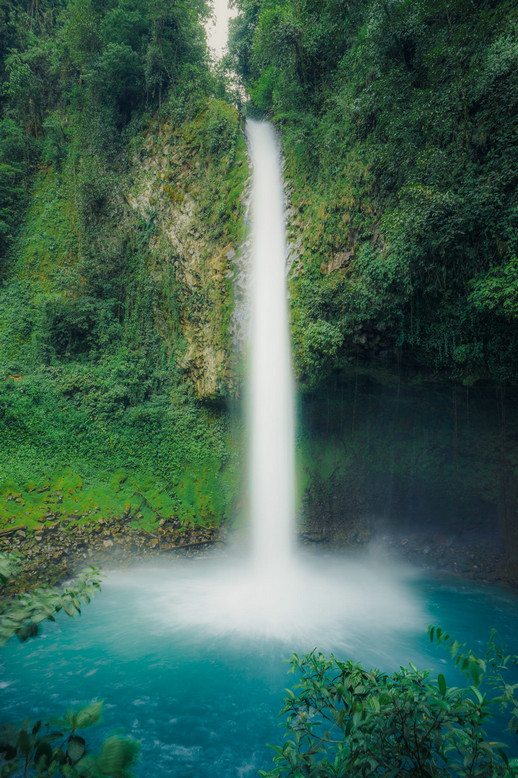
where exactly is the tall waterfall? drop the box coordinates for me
[147,120,423,644]
[246,120,296,572]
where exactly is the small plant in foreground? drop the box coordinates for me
[261,629,518,778]
[0,553,104,647]
[0,553,140,777]
[0,701,139,778]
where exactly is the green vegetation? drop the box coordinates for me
[0,554,139,777]
[0,0,248,530]
[0,552,102,645]
[3,2,518,777]
[0,701,140,778]
[0,697,139,778]
[263,629,518,777]
[230,0,518,389]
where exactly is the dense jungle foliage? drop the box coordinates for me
[0,0,247,528]
[229,0,518,389]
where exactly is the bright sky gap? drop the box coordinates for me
[206,0,238,59]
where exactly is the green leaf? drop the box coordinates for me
[0,741,17,761]
[471,686,484,704]
[76,701,103,730]
[67,735,86,763]
[34,739,53,769]
[16,622,39,642]
[470,662,482,687]
[437,674,447,696]
[74,754,104,778]
[497,747,509,766]
[51,711,77,731]
[97,735,140,776]
[16,729,31,756]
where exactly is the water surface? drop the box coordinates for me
[1,555,517,777]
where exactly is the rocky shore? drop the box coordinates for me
[0,513,513,596]
[0,515,224,594]
[300,526,512,587]
[375,531,510,586]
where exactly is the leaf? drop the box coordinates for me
[74,754,104,778]
[51,711,77,731]
[470,662,482,687]
[16,729,31,756]
[437,674,447,696]
[67,735,86,763]
[97,735,140,776]
[16,622,39,642]
[497,747,509,766]
[34,739,53,769]
[0,741,17,761]
[471,686,484,704]
[76,701,104,730]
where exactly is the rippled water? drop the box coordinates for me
[1,553,517,777]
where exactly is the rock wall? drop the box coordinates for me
[126,104,248,399]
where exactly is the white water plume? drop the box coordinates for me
[106,553,427,654]
[246,120,295,575]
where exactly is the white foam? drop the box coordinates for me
[105,552,427,652]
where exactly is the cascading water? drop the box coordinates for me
[246,120,295,573]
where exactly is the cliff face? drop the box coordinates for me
[126,104,248,398]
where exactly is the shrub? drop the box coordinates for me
[262,630,518,778]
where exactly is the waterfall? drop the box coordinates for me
[246,120,296,573]
[144,119,423,644]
